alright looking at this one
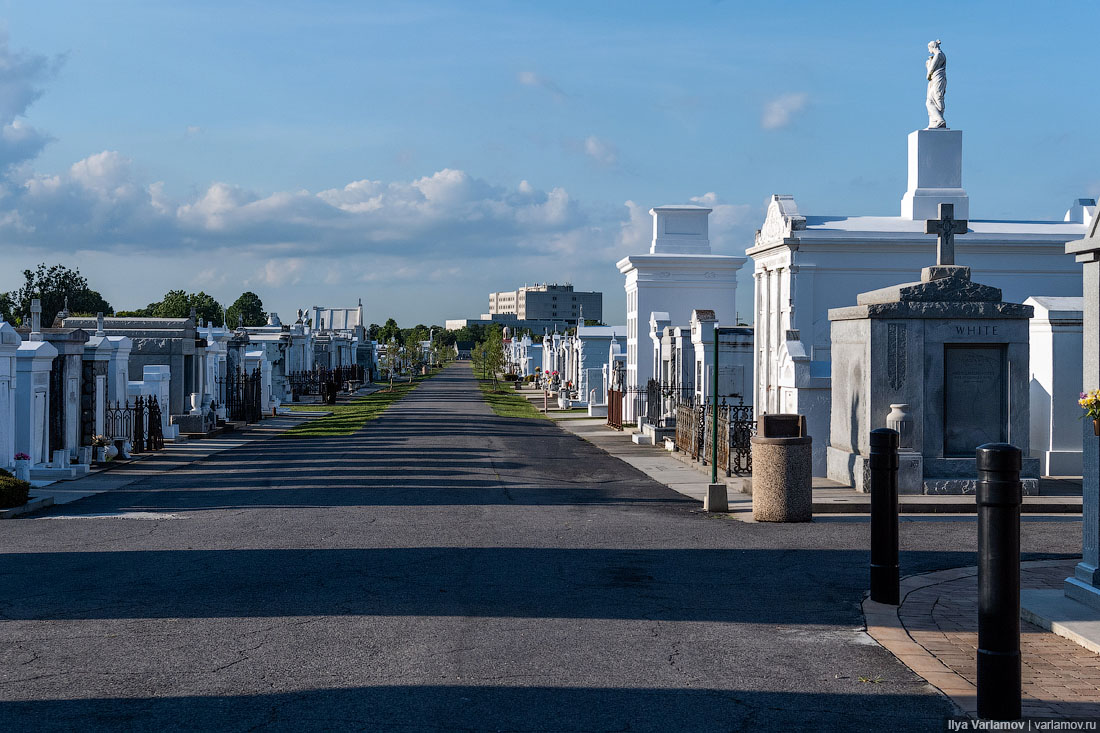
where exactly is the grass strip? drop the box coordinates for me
[478,379,548,419]
[281,373,435,438]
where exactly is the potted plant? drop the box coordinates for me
[13,452,30,482]
[91,435,110,463]
[1081,389,1100,436]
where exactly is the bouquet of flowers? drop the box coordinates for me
[91,435,111,448]
[14,453,30,461]
[1081,390,1100,420]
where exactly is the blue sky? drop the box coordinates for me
[0,1,1097,326]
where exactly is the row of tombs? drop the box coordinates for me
[0,303,374,482]
[504,123,1094,495]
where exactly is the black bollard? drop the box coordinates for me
[869,428,900,605]
[976,443,1022,721]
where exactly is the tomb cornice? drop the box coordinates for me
[746,239,800,258]
[617,253,746,274]
[828,301,1034,321]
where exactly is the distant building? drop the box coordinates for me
[444,314,574,333]
[488,283,602,325]
[454,341,475,359]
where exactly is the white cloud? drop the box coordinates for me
[583,135,618,166]
[0,34,766,325]
[185,125,202,137]
[761,92,808,130]
[616,199,651,252]
[0,32,61,170]
[517,70,566,101]
[690,192,758,253]
[0,150,594,260]
[252,258,305,287]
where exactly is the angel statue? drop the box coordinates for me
[925,40,947,128]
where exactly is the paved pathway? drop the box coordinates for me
[0,363,1083,730]
[865,560,1100,718]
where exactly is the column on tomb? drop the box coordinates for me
[754,270,766,412]
[1065,233,1100,607]
[769,267,782,413]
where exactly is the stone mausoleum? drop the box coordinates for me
[828,258,1038,494]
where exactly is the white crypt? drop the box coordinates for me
[748,70,1087,475]
[617,205,747,422]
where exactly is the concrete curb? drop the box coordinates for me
[0,495,55,519]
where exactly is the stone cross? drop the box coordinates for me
[30,298,41,334]
[925,202,967,266]
[96,312,105,336]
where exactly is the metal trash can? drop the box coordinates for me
[751,414,812,522]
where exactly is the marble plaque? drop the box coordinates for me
[943,345,1006,457]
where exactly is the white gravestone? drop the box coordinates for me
[1062,227,1100,609]
[1026,297,1084,476]
[14,301,58,466]
[0,320,21,469]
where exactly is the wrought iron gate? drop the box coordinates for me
[219,368,263,423]
[606,389,623,430]
[728,400,755,474]
[675,402,702,459]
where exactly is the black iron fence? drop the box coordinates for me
[669,397,755,474]
[103,395,165,454]
[219,368,263,423]
[104,401,132,442]
[287,365,365,398]
[675,401,703,459]
[642,380,695,429]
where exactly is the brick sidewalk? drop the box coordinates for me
[866,560,1100,718]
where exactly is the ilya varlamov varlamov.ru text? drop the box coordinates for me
[948,720,1097,731]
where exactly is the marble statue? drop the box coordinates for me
[925,40,947,129]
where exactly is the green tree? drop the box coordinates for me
[368,323,381,341]
[0,292,16,325]
[482,335,505,388]
[148,290,223,325]
[13,263,113,327]
[471,342,485,379]
[378,318,401,344]
[225,291,266,328]
[380,337,400,389]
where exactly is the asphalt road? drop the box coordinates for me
[0,363,1082,732]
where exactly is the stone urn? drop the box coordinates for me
[13,458,30,482]
[105,444,119,461]
[94,447,106,463]
[886,404,913,449]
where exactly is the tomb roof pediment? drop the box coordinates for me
[1023,296,1084,320]
[755,194,806,247]
[691,309,717,322]
[0,321,20,347]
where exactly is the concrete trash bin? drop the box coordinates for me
[751,414,812,522]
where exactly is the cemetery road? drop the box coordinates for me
[0,363,1080,732]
